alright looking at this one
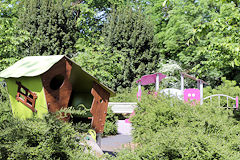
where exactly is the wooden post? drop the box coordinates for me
[200,80,203,105]
[91,82,110,134]
[181,73,184,93]
[156,74,159,92]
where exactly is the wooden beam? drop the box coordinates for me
[180,72,208,85]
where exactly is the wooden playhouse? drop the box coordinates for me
[0,55,115,134]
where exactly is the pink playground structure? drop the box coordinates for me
[136,73,166,101]
[136,72,239,109]
[184,89,200,105]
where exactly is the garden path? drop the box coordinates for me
[101,135,132,152]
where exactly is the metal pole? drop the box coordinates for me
[200,80,203,105]
[138,82,141,91]
[137,82,141,101]
[156,74,159,92]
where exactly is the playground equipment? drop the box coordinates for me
[180,73,238,108]
[203,94,238,109]
[107,72,240,136]
[0,55,116,145]
[180,72,207,105]
[136,73,166,100]
[184,89,200,105]
[135,72,239,109]
[135,72,205,101]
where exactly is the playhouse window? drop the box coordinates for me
[16,81,38,112]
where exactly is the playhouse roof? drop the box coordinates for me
[0,55,115,96]
[136,73,166,86]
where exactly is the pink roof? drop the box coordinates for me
[136,73,166,86]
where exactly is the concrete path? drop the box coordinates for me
[101,135,132,152]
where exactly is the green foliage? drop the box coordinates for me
[73,39,123,90]
[75,4,161,91]
[204,77,240,97]
[103,107,118,137]
[158,60,183,88]
[110,88,139,102]
[203,77,240,108]
[144,0,240,85]
[18,0,79,57]
[103,5,161,90]
[3,0,240,158]
[0,0,29,70]
[0,83,12,122]
[113,90,240,159]
[0,84,117,159]
[186,2,240,83]
[0,86,100,160]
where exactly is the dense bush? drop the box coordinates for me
[103,107,118,137]
[0,84,119,159]
[115,92,240,159]
[2,78,240,159]
[0,86,99,160]
[110,87,142,103]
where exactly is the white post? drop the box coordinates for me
[156,74,159,92]
[137,82,142,101]
[181,73,184,92]
[197,80,200,90]
[200,80,203,105]
[138,82,141,92]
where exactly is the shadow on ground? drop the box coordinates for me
[101,135,132,153]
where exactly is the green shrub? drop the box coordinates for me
[103,107,118,137]
[110,88,139,103]
[0,111,99,159]
[0,86,100,160]
[0,84,119,159]
[114,90,240,159]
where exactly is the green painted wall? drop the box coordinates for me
[70,92,93,117]
[6,76,48,119]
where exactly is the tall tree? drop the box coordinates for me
[74,4,161,91]
[103,5,161,89]
[74,0,130,52]
[18,0,79,57]
[145,0,240,85]
[0,0,29,70]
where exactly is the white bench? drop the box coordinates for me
[108,102,138,113]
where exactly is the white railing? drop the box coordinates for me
[203,94,238,109]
